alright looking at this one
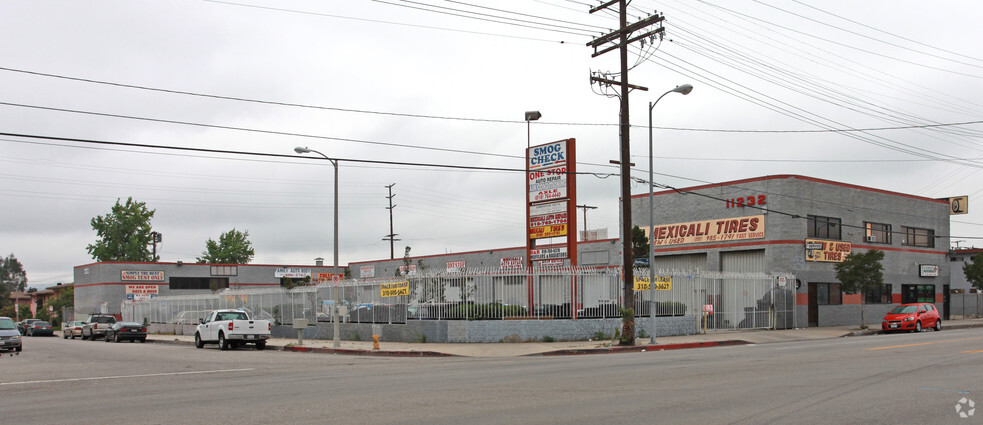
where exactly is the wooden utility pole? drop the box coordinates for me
[577,204,597,241]
[587,2,665,346]
[383,183,400,259]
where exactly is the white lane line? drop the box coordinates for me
[0,368,254,386]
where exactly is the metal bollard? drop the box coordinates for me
[372,334,380,350]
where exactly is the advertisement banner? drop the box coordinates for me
[633,276,672,291]
[380,281,410,297]
[121,270,164,282]
[530,247,568,261]
[500,257,524,270]
[125,284,159,301]
[399,265,417,275]
[804,239,852,262]
[646,215,766,247]
[359,266,375,278]
[528,165,568,203]
[315,273,342,282]
[529,200,568,239]
[919,264,939,277]
[446,261,466,273]
[275,268,311,278]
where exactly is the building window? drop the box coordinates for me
[901,284,935,303]
[210,266,238,276]
[864,284,892,304]
[902,227,934,248]
[864,222,891,244]
[816,283,842,305]
[808,215,841,239]
[170,277,228,290]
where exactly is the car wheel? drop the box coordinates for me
[194,333,204,349]
[218,333,229,351]
[115,333,122,343]
[70,332,76,340]
[105,333,111,342]
[15,346,21,352]
[256,341,266,350]
[139,338,146,343]
[934,319,942,331]
[63,331,68,339]
[915,321,922,332]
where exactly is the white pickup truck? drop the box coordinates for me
[194,309,271,350]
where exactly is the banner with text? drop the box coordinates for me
[529,200,568,239]
[380,281,410,297]
[633,276,672,291]
[646,215,766,247]
[121,270,164,282]
[804,239,852,262]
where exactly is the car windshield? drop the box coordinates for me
[0,318,15,330]
[889,305,918,314]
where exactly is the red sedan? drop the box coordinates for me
[882,303,941,333]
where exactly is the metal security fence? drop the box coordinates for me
[126,268,796,331]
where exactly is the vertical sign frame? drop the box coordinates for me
[526,138,577,310]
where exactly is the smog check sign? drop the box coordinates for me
[528,141,566,170]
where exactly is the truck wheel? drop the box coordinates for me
[256,341,266,350]
[194,333,204,349]
[218,333,229,351]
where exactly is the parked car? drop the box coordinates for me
[0,316,23,352]
[882,303,941,333]
[194,309,271,350]
[16,318,40,334]
[81,314,117,340]
[62,321,87,339]
[26,321,54,336]
[104,321,147,343]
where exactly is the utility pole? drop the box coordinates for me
[588,2,665,346]
[150,231,162,261]
[383,183,400,259]
[577,204,597,241]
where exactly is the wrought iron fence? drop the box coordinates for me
[126,267,796,330]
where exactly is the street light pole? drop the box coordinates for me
[294,146,341,349]
[647,84,693,344]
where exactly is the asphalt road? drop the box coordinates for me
[2,328,981,424]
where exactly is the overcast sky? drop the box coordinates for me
[2,1,982,288]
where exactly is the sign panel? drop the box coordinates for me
[530,247,568,261]
[527,141,567,170]
[949,196,969,215]
[121,270,164,282]
[380,281,410,297]
[919,264,939,277]
[535,259,565,269]
[359,266,375,278]
[633,276,672,291]
[275,268,311,278]
[125,284,159,301]
[446,261,466,273]
[804,239,852,263]
[315,273,342,282]
[529,200,568,239]
[500,257,524,270]
[399,265,417,275]
[528,165,568,203]
[646,215,766,247]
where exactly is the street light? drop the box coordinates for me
[647,84,693,344]
[294,146,342,349]
[524,111,541,149]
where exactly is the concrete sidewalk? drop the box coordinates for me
[144,317,983,357]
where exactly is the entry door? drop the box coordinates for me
[808,283,818,327]
[943,285,951,320]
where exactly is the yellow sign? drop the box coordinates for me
[530,223,567,239]
[804,238,852,262]
[634,276,672,291]
[380,281,410,297]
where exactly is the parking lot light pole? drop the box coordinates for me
[648,84,693,344]
[294,146,341,349]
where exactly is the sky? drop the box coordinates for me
[2,1,982,289]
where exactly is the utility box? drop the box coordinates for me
[292,318,308,329]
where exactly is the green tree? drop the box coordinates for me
[631,225,649,260]
[1,253,28,294]
[835,249,885,329]
[196,228,255,264]
[963,254,983,292]
[87,197,157,262]
[48,285,75,327]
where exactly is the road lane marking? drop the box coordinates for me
[962,350,983,353]
[0,368,254,386]
[865,337,983,351]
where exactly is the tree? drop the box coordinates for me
[631,225,649,260]
[964,254,983,292]
[87,197,158,262]
[835,249,885,329]
[48,285,75,327]
[196,228,255,264]
[1,253,28,293]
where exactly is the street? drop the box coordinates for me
[2,329,981,424]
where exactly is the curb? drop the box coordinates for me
[281,346,456,357]
[533,340,751,356]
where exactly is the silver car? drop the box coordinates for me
[0,316,23,352]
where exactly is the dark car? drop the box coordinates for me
[104,321,147,343]
[16,318,40,334]
[0,316,23,352]
[26,321,54,336]
[882,303,941,333]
